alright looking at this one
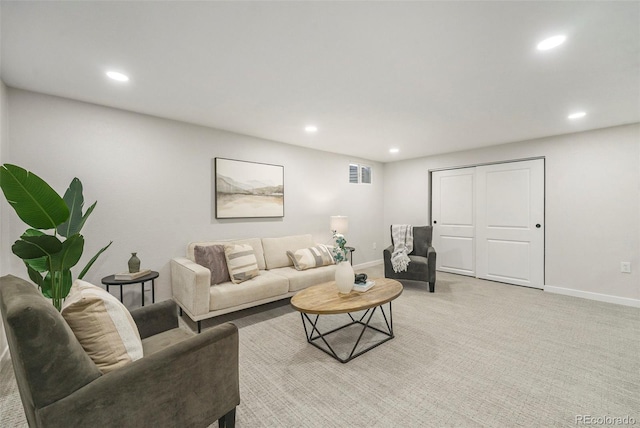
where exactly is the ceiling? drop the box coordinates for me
[1,1,639,163]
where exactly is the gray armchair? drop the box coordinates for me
[383,225,437,292]
[0,274,240,428]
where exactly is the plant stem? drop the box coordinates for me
[53,271,60,311]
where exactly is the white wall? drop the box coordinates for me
[0,80,9,365]
[2,86,637,317]
[0,81,7,275]
[0,1,9,366]
[384,124,640,304]
[2,88,385,307]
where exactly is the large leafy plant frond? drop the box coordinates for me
[78,241,113,279]
[0,164,69,230]
[50,233,85,271]
[12,235,63,260]
[57,178,97,237]
[25,262,44,288]
[40,271,72,300]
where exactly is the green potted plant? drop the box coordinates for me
[0,164,112,310]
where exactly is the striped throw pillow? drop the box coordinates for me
[286,244,335,271]
[224,243,260,284]
[61,280,143,373]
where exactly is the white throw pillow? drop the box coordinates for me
[61,280,143,373]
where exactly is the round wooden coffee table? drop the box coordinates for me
[291,278,403,363]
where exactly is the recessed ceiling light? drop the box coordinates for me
[568,111,586,119]
[537,35,566,51]
[305,125,318,133]
[389,148,399,153]
[106,71,129,82]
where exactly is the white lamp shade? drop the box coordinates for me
[330,216,348,234]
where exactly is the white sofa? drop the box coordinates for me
[171,234,337,331]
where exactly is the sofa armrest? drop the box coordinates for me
[170,258,211,318]
[130,299,178,339]
[37,323,240,428]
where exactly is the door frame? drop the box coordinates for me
[428,156,546,286]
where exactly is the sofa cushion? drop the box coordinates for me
[407,255,430,272]
[187,237,266,270]
[194,245,230,285]
[286,244,334,270]
[209,271,289,311]
[270,264,337,292]
[61,280,143,373]
[225,243,260,284]
[262,234,315,269]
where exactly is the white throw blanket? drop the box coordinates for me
[391,224,413,273]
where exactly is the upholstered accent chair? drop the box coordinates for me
[0,274,240,428]
[383,225,437,292]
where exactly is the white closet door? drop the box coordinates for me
[431,167,476,276]
[475,159,544,288]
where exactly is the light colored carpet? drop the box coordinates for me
[1,269,639,427]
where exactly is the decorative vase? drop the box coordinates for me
[335,261,355,294]
[128,253,141,273]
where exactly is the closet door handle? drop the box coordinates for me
[535,224,541,228]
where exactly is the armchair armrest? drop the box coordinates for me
[170,257,211,318]
[129,299,178,339]
[37,323,240,428]
[383,245,394,278]
[427,246,437,283]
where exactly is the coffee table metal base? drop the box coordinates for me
[299,302,394,363]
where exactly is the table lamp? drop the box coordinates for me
[330,216,348,235]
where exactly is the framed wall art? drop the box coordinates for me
[214,158,284,219]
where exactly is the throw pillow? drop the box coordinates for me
[224,243,260,284]
[286,244,335,271]
[194,244,231,285]
[61,280,143,374]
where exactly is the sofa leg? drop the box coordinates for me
[197,320,202,334]
[179,307,183,316]
[429,282,435,293]
[218,408,236,428]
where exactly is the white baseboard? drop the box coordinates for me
[545,285,640,308]
[353,259,383,270]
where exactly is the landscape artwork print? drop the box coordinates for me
[215,158,284,218]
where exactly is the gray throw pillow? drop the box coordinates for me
[194,245,231,285]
